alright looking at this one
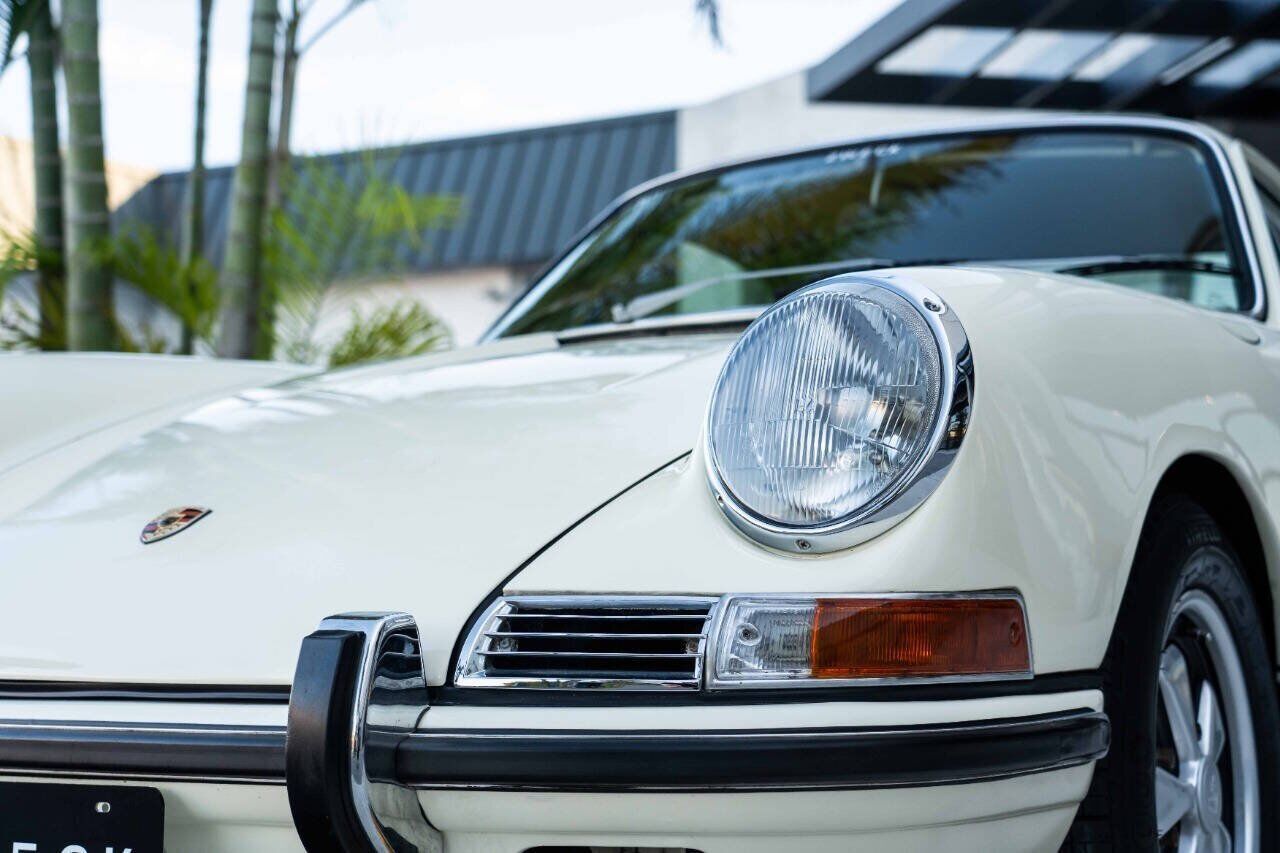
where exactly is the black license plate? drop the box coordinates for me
[0,782,163,852]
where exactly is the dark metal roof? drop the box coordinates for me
[807,0,1280,118]
[115,110,677,272]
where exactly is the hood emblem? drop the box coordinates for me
[140,506,211,544]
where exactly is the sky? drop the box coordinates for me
[0,0,895,174]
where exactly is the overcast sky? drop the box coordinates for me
[0,0,895,173]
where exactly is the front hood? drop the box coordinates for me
[0,333,733,685]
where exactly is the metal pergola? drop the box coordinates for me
[808,0,1280,121]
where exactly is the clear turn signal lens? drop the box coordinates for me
[710,594,1030,687]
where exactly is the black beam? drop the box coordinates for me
[1101,34,1210,109]
[808,0,969,102]
[929,0,1077,105]
[1133,5,1280,113]
[938,0,1263,36]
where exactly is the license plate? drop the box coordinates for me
[0,782,163,852]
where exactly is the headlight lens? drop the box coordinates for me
[707,275,957,547]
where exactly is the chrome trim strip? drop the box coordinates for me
[704,590,1033,690]
[554,309,760,343]
[0,681,291,703]
[0,719,286,785]
[487,115,1267,340]
[476,651,701,658]
[486,631,707,639]
[705,272,974,554]
[0,721,280,736]
[0,705,1107,792]
[455,595,718,691]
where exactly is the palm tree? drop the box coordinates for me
[216,0,279,359]
[60,0,114,350]
[1,0,66,346]
[269,1,371,211]
[694,0,722,45]
[179,0,213,354]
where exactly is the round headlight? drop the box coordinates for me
[706,273,971,553]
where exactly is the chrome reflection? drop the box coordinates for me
[288,612,441,853]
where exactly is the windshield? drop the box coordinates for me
[493,129,1250,337]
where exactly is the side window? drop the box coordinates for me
[1255,181,1280,259]
[1246,145,1280,270]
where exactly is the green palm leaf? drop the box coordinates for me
[0,0,43,75]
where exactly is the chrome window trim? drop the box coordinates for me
[705,272,973,554]
[454,595,719,691]
[485,114,1266,340]
[703,590,1034,691]
[554,309,760,344]
[1243,145,1280,280]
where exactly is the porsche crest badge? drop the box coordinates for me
[140,506,211,544]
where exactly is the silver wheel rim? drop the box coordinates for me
[1156,578,1259,852]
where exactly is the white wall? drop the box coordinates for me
[677,71,1021,171]
[316,265,525,349]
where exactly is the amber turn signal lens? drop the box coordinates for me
[810,597,1029,679]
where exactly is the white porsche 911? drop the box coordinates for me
[3,115,1279,853]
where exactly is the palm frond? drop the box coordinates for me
[0,0,46,78]
[0,228,64,350]
[266,153,460,363]
[325,300,450,368]
[694,0,722,47]
[95,224,221,350]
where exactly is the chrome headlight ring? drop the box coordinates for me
[705,272,973,554]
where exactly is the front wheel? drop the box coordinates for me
[1062,496,1280,852]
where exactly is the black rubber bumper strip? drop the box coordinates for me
[0,708,1108,792]
[384,707,1110,793]
[0,720,287,784]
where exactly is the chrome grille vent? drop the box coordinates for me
[455,596,717,690]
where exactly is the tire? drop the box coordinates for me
[1061,494,1280,852]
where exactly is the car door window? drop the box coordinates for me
[1245,146,1280,270]
[1255,182,1280,257]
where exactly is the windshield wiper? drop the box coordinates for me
[610,257,972,324]
[1053,254,1235,279]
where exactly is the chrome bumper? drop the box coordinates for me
[0,612,1111,852]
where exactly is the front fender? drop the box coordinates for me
[511,267,1280,673]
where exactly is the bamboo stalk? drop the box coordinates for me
[61,0,114,351]
[26,0,64,347]
[179,0,213,354]
[216,0,278,359]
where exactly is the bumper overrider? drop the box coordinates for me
[0,612,1111,851]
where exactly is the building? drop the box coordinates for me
[115,113,676,345]
[801,0,1279,158]
[0,136,154,243]
[115,0,1280,346]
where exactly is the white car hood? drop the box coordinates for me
[0,333,733,686]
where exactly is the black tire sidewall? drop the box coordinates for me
[1068,495,1280,851]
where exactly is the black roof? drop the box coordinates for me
[808,0,1280,118]
[115,110,677,272]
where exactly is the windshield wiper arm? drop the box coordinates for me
[1054,254,1235,278]
[610,257,904,324]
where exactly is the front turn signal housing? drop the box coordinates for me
[709,593,1031,688]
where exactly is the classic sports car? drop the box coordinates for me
[2,114,1280,853]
